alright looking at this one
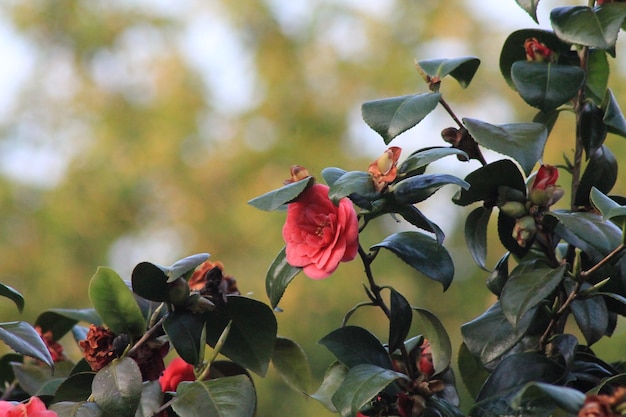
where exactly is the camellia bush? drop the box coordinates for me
[3,0,626,416]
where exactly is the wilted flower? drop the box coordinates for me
[132,337,169,381]
[159,357,196,392]
[282,183,359,279]
[529,164,564,207]
[35,326,65,363]
[578,387,626,417]
[283,165,310,185]
[79,325,117,372]
[524,38,555,63]
[188,260,240,308]
[368,146,402,191]
[0,397,57,417]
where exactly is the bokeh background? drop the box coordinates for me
[1,0,626,415]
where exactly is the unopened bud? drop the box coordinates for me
[284,165,310,184]
[188,294,216,313]
[512,215,537,247]
[499,201,528,218]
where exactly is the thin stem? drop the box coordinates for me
[127,316,166,357]
[570,45,590,210]
[151,397,176,417]
[0,380,18,401]
[581,243,626,279]
[439,97,464,129]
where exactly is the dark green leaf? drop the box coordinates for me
[461,302,536,365]
[486,253,510,297]
[136,381,163,417]
[88,267,146,340]
[390,174,469,205]
[163,311,205,366]
[580,102,608,158]
[551,4,626,51]
[35,309,102,342]
[397,147,468,178]
[0,283,24,313]
[497,211,531,258]
[465,206,492,271]
[50,401,103,417]
[395,206,445,245]
[388,288,412,353]
[571,294,608,346]
[247,177,314,211]
[511,382,585,415]
[0,353,22,386]
[319,326,392,370]
[11,362,53,395]
[515,0,541,23]
[590,187,626,226]
[271,336,312,393]
[332,364,409,417]
[574,145,617,207]
[464,118,548,175]
[322,167,348,187]
[92,357,142,417]
[328,171,378,206]
[265,246,301,309]
[453,159,526,206]
[53,372,95,403]
[458,342,490,400]
[172,375,256,417]
[204,296,277,376]
[310,362,349,413]
[550,210,621,258]
[500,262,565,328]
[413,308,452,374]
[511,61,585,112]
[361,93,441,144]
[371,231,454,291]
[168,253,210,283]
[0,321,53,367]
[533,109,560,135]
[586,49,609,105]
[131,262,170,303]
[603,89,626,138]
[417,57,481,88]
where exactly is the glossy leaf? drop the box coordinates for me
[319,326,392,370]
[88,267,146,340]
[310,362,349,412]
[586,49,609,105]
[453,159,526,206]
[497,211,531,258]
[486,253,510,297]
[167,253,210,283]
[53,372,96,403]
[131,262,170,303]
[265,246,301,309]
[271,336,312,393]
[550,211,621,258]
[395,206,445,245]
[458,342,490,400]
[515,0,541,23]
[397,147,468,178]
[413,308,452,374]
[465,206,492,271]
[0,321,53,367]
[361,93,441,144]
[590,187,626,225]
[574,145,617,207]
[247,176,314,211]
[11,362,53,395]
[580,102,608,158]
[388,288,412,353]
[92,357,142,417]
[172,375,256,417]
[135,381,163,417]
[500,262,565,328]
[35,308,102,341]
[204,295,277,376]
[511,61,584,112]
[390,174,469,205]
[328,171,378,206]
[163,311,206,366]
[0,283,24,313]
[417,56,481,88]
[571,294,608,346]
[510,382,585,415]
[603,89,626,138]
[371,231,454,291]
[322,167,348,187]
[332,364,409,417]
[49,401,103,417]
[0,353,21,386]
[551,4,626,51]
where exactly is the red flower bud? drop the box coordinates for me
[159,357,196,392]
[418,339,435,378]
[529,164,564,207]
[524,38,555,63]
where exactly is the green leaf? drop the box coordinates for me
[413,308,452,375]
[397,147,469,178]
[88,267,146,340]
[500,262,566,328]
[0,353,22,386]
[463,118,548,175]
[388,288,412,353]
[271,336,312,393]
[515,0,541,23]
[550,210,621,258]
[417,57,481,88]
[204,296,277,376]
[0,283,24,313]
[453,159,526,206]
[361,93,441,144]
[390,174,469,205]
[486,253,510,297]
[11,362,54,395]
[265,246,301,310]
[172,375,256,417]
[551,4,626,52]
[580,102,608,158]
[319,326,392,370]
[465,206,492,271]
[574,145,617,207]
[322,167,348,187]
[461,302,536,365]
[603,89,626,138]
[394,206,445,245]
[310,362,349,412]
[458,342,490,400]
[53,372,95,403]
[167,253,210,283]
[91,357,142,417]
[35,308,102,341]
[131,262,170,303]
[590,187,626,226]
[371,231,454,291]
[0,321,53,367]
[586,49,609,105]
[512,382,586,415]
[332,364,409,417]
[163,311,206,366]
[247,177,314,211]
[135,381,163,417]
[328,171,378,206]
[571,292,608,346]
[50,401,103,417]
[511,61,585,112]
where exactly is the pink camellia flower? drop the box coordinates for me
[529,164,564,207]
[282,183,359,279]
[0,397,57,417]
[159,357,196,392]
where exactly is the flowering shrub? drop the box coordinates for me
[2,1,626,416]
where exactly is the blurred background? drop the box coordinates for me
[1,0,626,415]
